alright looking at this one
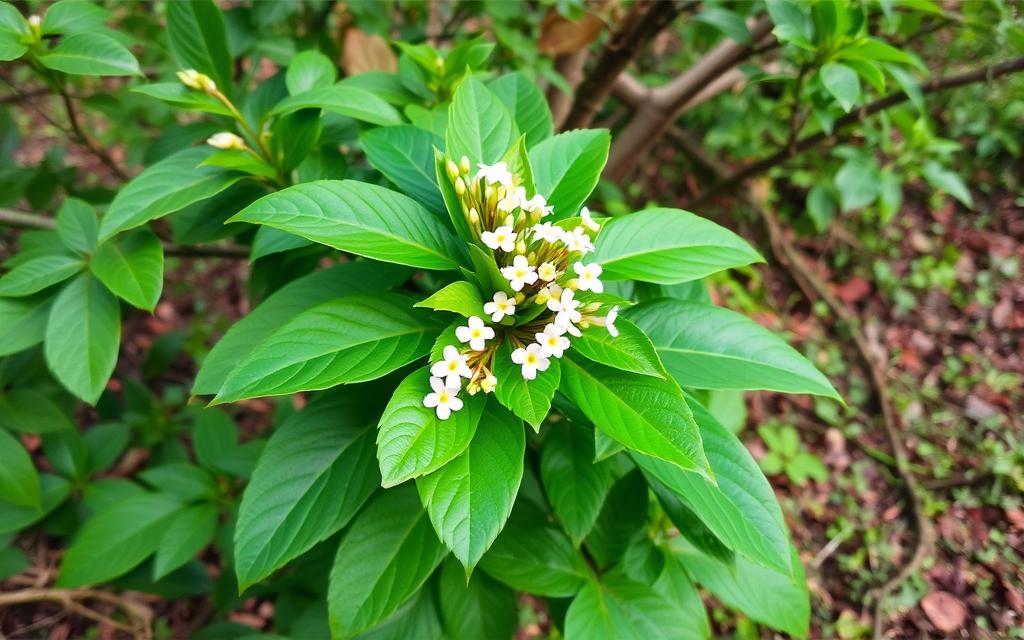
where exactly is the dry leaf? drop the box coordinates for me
[538,10,604,56]
[921,590,968,634]
[342,28,397,75]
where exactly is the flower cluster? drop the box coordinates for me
[422,158,619,420]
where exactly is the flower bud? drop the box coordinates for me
[504,214,514,227]
[446,160,459,180]
[27,14,41,39]
[480,373,497,394]
[435,56,445,71]
[459,155,470,175]
[584,302,602,313]
[516,240,527,255]
[468,207,480,225]
[466,381,479,396]
[455,177,466,195]
[177,69,217,93]
[567,278,579,290]
[535,288,551,305]
[206,132,246,151]
[514,292,525,304]
[470,176,480,193]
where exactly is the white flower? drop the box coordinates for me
[573,261,604,293]
[520,193,554,217]
[536,323,570,358]
[564,226,595,254]
[501,255,538,292]
[547,288,582,334]
[606,305,619,337]
[581,206,601,232]
[430,345,473,388]
[537,262,557,282]
[511,343,550,380]
[531,222,564,244]
[455,316,495,351]
[207,132,246,150]
[481,225,517,252]
[497,185,526,212]
[423,376,463,420]
[483,291,516,322]
[476,162,513,187]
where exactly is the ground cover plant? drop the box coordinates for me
[1,0,1022,638]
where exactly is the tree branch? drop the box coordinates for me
[58,87,129,182]
[561,0,690,130]
[689,55,1024,208]
[0,587,153,639]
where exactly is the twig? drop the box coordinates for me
[58,87,130,181]
[0,207,249,259]
[690,55,1024,208]
[0,587,153,640]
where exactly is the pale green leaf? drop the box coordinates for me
[0,429,40,509]
[414,281,484,318]
[488,71,553,148]
[56,198,98,254]
[445,75,518,165]
[529,129,609,220]
[90,230,164,311]
[286,49,337,95]
[270,82,403,126]
[572,317,664,378]
[37,32,141,77]
[493,340,560,431]
[0,254,83,297]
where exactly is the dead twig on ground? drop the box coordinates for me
[0,587,154,640]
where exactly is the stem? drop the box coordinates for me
[57,86,129,181]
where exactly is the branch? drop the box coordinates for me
[561,0,689,130]
[0,208,249,259]
[690,55,1024,207]
[58,87,130,182]
[0,587,153,639]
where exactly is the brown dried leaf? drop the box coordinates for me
[538,10,604,56]
[921,590,968,634]
[342,28,397,75]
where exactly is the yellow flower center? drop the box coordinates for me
[448,361,458,371]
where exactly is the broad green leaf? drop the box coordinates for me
[42,428,87,481]
[215,293,439,402]
[99,147,242,240]
[228,180,465,271]
[0,294,53,356]
[192,409,263,478]
[766,0,814,49]
[820,62,860,112]
[572,317,664,378]
[493,340,560,431]
[286,50,337,95]
[0,30,26,62]
[57,492,183,587]
[41,0,110,35]
[840,37,923,70]
[694,7,752,43]
[153,503,218,580]
[131,83,235,117]
[478,499,589,597]
[249,226,311,260]
[439,557,517,640]
[362,125,446,214]
[358,584,445,640]
[37,32,141,77]
[627,299,840,399]
[44,274,120,404]
[445,75,518,165]
[0,474,71,534]
[529,129,609,220]
[414,281,484,318]
[193,261,411,395]
[90,230,164,311]
[922,161,973,208]
[138,463,216,502]
[634,397,791,574]
[616,543,710,640]
[0,389,74,433]
[56,198,98,254]
[564,572,699,640]
[166,0,233,92]
[376,367,486,487]
[0,254,83,297]
[488,72,553,148]
[234,390,381,589]
[0,429,40,509]
[0,3,26,35]
[583,469,648,569]
[593,208,763,284]
[672,538,809,638]
[540,420,614,545]
[327,486,447,638]
[559,353,710,478]
[416,402,525,571]
[270,82,403,126]
[834,157,880,212]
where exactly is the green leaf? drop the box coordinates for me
[694,7,752,43]
[417,402,524,572]
[572,317,664,378]
[358,584,445,640]
[583,469,648,569]
[488,72,553,148]
[806,183,838,232]
[0,3,26,35]
[672,539,809,638]
[362,125,446,214]
[234,389,381,589]
[564,571,699,640]
[0,389,74,433]
[166,0,232,93]
[820,62,860,112]
[57,492,183,587]
[286,49,337,95]
[0,294,53,356]
[228,180,465,271]
[529,129,609,220]
[0,429,40,509]
[0,474,71,534]
[376,367,486,487]
[634,397,791,574]
[41,0,110,36]
[215,293,439,402]
[153,503,218,580]
[478,499,589,597]
[42,428,87,481]
[138,463,216,502]
[56,198,98,254]
[90,230,164,311]
[270,82,403,126]
[44,274,120,404]
[131,83,235,117]
[193,261,411,395]
[327,486,447,638]
[540,420,614,545]
[99,147,242,241]
[493,340,560,431]
[840,37,923,70]
[192,409,262,477]
[559,353,711,478]
[766,0,814,49]
[434,147,476,244]
[439,557,517,640]
[922,161,973,208]
[445,75,518,165]
[0,30,26,62]
[834,157,880,212]
[648,474,735,566]
[0,254,83,297]
[37,32,141,77]
[0,546,29,580]
[627,299,840,399]
[593,208,763,284]
[414,280,484,318]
